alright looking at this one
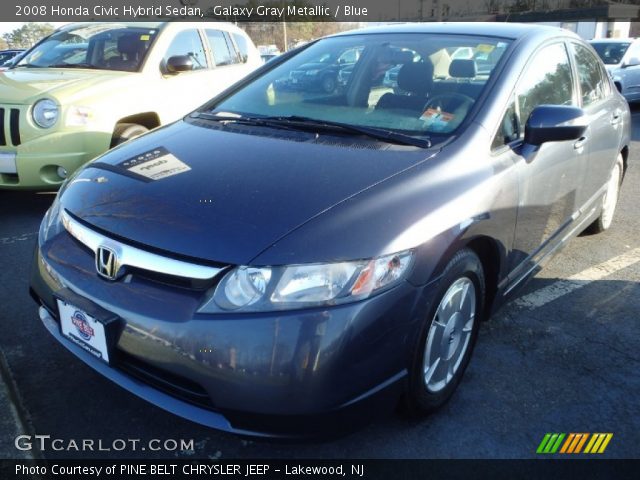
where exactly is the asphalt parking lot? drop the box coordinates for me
[1,113,639,461]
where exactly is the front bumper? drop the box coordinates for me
[30,227,431,436]
[0,130,110,189]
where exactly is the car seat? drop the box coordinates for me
[107,34,147,71]
[376,61,434,112]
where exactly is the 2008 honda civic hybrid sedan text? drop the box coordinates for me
[30,23,630,437]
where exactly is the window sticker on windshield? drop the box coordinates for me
[420,108,455,132]
[140,35,150,41]
[118,147,191,181]
[476,44,495,54]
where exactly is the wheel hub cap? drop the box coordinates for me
[423,277,476,393]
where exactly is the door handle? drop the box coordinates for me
[611,114,621,125]
[573,137,587,149]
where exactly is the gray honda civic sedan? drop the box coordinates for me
[30,23,630,437]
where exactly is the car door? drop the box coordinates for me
[570,42,623,204]
[157,28,212,122]
[500,42,585,281]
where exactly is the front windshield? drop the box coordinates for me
[209,33,511,137]
[591,42,631,65]
[14,24,159,72]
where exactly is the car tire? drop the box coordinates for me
[322,75,337,93]
[111,123,149,147]
[587,153,624,234]
[405,248,485,415]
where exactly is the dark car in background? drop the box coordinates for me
[31,23,630,437]
[287,45,362,93]
[0,49,26,70]
[0,49,25,66]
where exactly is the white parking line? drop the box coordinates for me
[513,247,640,310]
[0,232,38,245]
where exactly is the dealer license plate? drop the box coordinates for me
[58,300,111,363]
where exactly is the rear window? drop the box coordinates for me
[591,42,631,65]
[232,32,250,62]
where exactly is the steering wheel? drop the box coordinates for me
[423,93,475,114]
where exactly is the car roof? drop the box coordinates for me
[332,22,576,41]
[56,21,242,34]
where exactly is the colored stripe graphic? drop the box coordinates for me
[537,434,552,453]
[538,433,612,454]
[584,433,614,454]
[537,433,565,454]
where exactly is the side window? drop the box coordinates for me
[232,32,250,63]
[206,29,237,66]
[164,29,207,70]
[517,42,574,133]
[573,43,608,107]
[492,100,519,150]
[599,62,612,96]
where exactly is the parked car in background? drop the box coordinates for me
[31,23,629,437]
[0,50,27,71]
[0,22,261,189]
[288,46,362,93]
[0,49,25,66]
[590,38,640,102]
[258,44,280,56]
[261,53,278,63]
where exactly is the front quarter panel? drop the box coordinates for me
[251,124,519,289]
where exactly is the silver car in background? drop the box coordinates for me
[590,38,640,102]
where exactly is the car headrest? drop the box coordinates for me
[449,59,477,78]
[117,34,146,57]
[397,62,434,96]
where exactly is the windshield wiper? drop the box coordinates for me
[48,63,101,69]
[192,112,300,132]
[262,115,431,148]
[195,113,431,148]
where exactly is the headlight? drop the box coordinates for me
[32,99,59,128]
[201,250,414,313]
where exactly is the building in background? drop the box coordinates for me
[396,0,639,39]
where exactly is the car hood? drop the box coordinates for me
[0,68,128,104]
[59,119,435,266]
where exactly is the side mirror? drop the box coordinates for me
[524,105,587,146]
[622,57,640,68]
[166,55,193,74]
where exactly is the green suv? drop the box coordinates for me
[0,22,261,189]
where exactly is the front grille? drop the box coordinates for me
[62,209,225,290]
[0,106,21,146]
[0,108,5,145]
[9,108,20,145]
[36,288,216,411]
[115,351,216,410]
